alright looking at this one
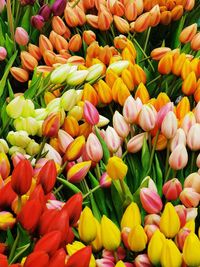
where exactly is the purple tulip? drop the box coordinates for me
[31,15,45,30]
[39,4,51,21]
[51,0,66,16]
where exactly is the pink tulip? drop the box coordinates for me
[162,178,182,200]
[127,132,148,153]
[157,102,174,128]
[144,224,159,241]
[184,172,200,194]
[161,111,177,139]
[58,129,74,154]
[170,128,186,151]
[187,123,200,151]
[0,0,6,13]
[105,126,121,153]
[83,100,99,126]
[138,105,157,132]
[86,133,103,162]
[46,200,64,210]
[175,205,187,228]
[100,172,112,188]
[11,152,26,168]
[140,188,163,214]
[123,96,139,124]
[115,146,123,158]
[124,263,134,267]
[181,112,196,135]
[169,144,188,170]
[102,249,115,262]
[134,254,152,267]
[43,144,62,166]
[144,214,161,227]
[0,47,7,61]
[186,207,198,221]
[175,228,190,251]
[96,259,115,267]
[15,27,29,46]
[180,188,200,208]
[33,158,48,177]
[113,111,130,138]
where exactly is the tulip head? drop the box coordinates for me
[42,112,61,138]
[180,188,200,208]
[138,105,157,132]
[0,211,16,230]
[162,178,182,201]
[183,232,200,266]
[113,111,130,139]
[14,27,29,46]
[52,0,66,16]
[67,161,92,183]
[160,239,182,267]
[121,202,141,230]
[83,100,99,126]
[128,225,147,252]
[0,153,10,180]
[0,47,7,61]
[184,172,200,194]
[147,230,165,265]
[169,144,188,170]
[106,156,128,180]
[140,188,163,214]
[86,133,103,162]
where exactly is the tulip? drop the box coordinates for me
[106,156,128,180]
[0,181,17,209]
[0,211,16,230]
[82,83,98,107]
[180,188,200,208]
[62,116,80,138]
[100,172,112,188]
[52,0,66,16]
[161,111,177,139]
[39,34,53,56]
[184,172,200,193]
[181,111,196,136]
[14,27,29,46]
[96,258,115,267]
[65,136,85,161]
[67,161,92,183]
[183,232,200,266]
[115,261,126,267]
[91,218,102,252]
[144,214,161,227]
[38,4,51,21]
[17,199,43,232]
[131,65,147,86]
[172,53,187,76]
[0,47,7,61]
[175,228,190,251]
[86,64,104,82]
[39,210,58,236]
[20,51,38,71]
[42,112,61,138]
[123,96,139,124]
[170,128,186,151]
[48,248,66,267]
[24,251,49,267]
[113,111,130,139]
[101,215,121,251]
[83,30,96,45]
[121,202,141,230]
[50,64,71,84]
[160,11,172,25]
[169,144,188,170]
[0,254,8,267]
[6,95,26,119]
[181,59,193,80]
[86,133,103,162]
[160,202,180,238]
[128,225,147,252]
[134,12,151,32]
[66,246,92,267]
[10,67,29,82]
[14,117,39,136]
[147,230,165,265]
[160,239,182,267]
[96,80,113,105]
[127,133,148,153]
[179,23,197,43]
[28,43,42,61]
[162,178,182,200]
[113,16,129,34]
[0,139,9,154]
[140,188,163,214]
[187,123,200,151]
[105,126,121,153]
[150,47,171,61]
[64,6,79,27]
[145,224,159,241]
[78,206,97,243]
[138,105,157,132]
[83,100,99,126]
[134,254,152,267]
[57,129,73,154]
[0,153,10,180]
[107,60,129,75]
[158,52,173,75]
[175,205,187,228]
[182,71,197,95]
[67,70,89,86]
[191,32,200,51]
[0,0,6,13]
[68,34,82,52]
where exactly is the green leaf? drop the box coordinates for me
[20,6,31,32]
[95,126,110,164]
[6,228,14,249]
[141,137,150,174]
[132,176,150,206]
[5,34,14,58]
[111,182,124,223]
[0,51,17,97]
[0,21,5,46]
[57,177,81,193]
[171,16,185,49]
[24,72,42,99]
[155,154,163,196]
[7,80,14,101]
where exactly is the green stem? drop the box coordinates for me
[8,227,20,263]
[35,137,48,162]
[83,185,101,199]
[148,132,152,152]
[53,184,63,195]
[58,161,68,176]
[57,177,81,193]
[7,0,16,49]
[147,75,162,86]
[146,130,160,175]
[119,179,126,196]
[164,142,170,178]
[164,166,171,183]
[122,150,128,159]
[95,163,101,180]
[71,0,81,8]
[190,151,195,173]
[139,56,151,63]
[144,27,151,53]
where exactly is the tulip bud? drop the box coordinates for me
[83,100,99,126]
[121,202,141,230]
[175,228,190,251]
[20,51,38,71]
[0,211,16,230]
[160,202,180,238]
[108,60,129,75]
[113,111,130,139]
[52,0,66,16]
[50,64,71,84]
[161,111,177,139]
[174,205,187,228]
[0,139,9,154]
[104,126,120,154]
[163,178,182,201]
[83,30,96,45]
[6,95,26,119]
[0,153,10,180]
[160,239,182,267]
[184,172,200,193]
[180,188,200,208]
[96,258,115,267]
[48,248,66,267]
[31,15,45,29]
[182,232,200,267]
[100,171,112,187]
[24,251,49,267]
[60,89,78,111]
[66,246,92,267]
[66,70,88,86]
[42,112,61,138]
[138,105,157,132]
[65,136,85,162]
[67,161,91,183]
[187,123,200,151]
[140,188,162,214]
[134,12,151,32]
[86,64,104,82]
[191,32,200,51]
[169,144,188,170]
[106,156,128,180]
[134,254,152,267]
[0,46,7,61]
[182,71,197,95]
[170,128,186,151]
[179,23,197,44]
[14,27,29,46]
[123,96,139,124]
[86,133,103,162]
[10,67,29,83]
[158,52,173,75]
[128,225,147,252]
[101,215,121,251]
[127,133,148,153]
[78,207,97,243]
[151,47,171,61]
[113,15,129,34]
[147,230,165,265]
[11,159,33,196]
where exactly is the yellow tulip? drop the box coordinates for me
[91,218,102,252]
[121,202,141,230]
[128,225,147,252]
[148,230,166,265]
[161,239,182,267]
[183,232,200,266]
[115,260,126,267]
[106,156,128,180]
[160,203,180,238]
[101,215,121,251]
[184,220,195,232]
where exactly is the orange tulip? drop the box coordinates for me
[158,52,173,75]
[149,4,161,27]
[153,133,168,151]
[176,97,190,120]
[98,46,112,65]
[131,64,146,85]
[134,12,151,32]
[179,23,197,44]
[64,6,79,27]
[96,80,112,104]
[113,15,130,34]
[20,51,38,71]
[191,32,200,51]
[86,14,99,29]
[124,1,137,21]
[68,34,82,52]
[42,112,61,138]
[182,71,197,96]
[135,82,150,104]
[39,34,53,55]
[105,69,118,88]
[52,16,67,35]
[185,0,195,10]
[121,69,134,91]
[160,11,172,25]
[87,41,100,58]
[181,59,193,80]
[83,30,96,45]
[82,83,98,106]
[74,5,86,26]
[172,53,186,76]
[121,47,135,64]
[10,67,29,83]
[28,43,42,61]
[54,34,69,52]
[43,50,56,66]
[151,47,171,61]
[171,5,184,21]
[62,116,80,138]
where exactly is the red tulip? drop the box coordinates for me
[37,160,57,194]
[17,199,43,233]
[0,182,17,208]
[49,248,66,267]
[34,231,62,255]
[42,112,61,138]
[10,264,22,267]
[62,193,83,226]
[11,159,33,196]
[24,251,49,267]
[66,227,75,244]
[65,246,92,267]
[29,184,46,207]
[39,209,59,236]
[162,178,182,201]
[0,254,8,267]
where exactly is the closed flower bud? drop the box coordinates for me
[123,96,139,124]
[127,133,148,153]
[26,140,40,155]
[179,23,197,44]
[39,4,51,21]
[6,95,26,119]
[160,239,182,267]
[121,202,141,230]
[124,1,137,21]
[66,246,92,267]
[0,211,16,230]
[147,230,165,265]
[134,12,151,32]
[52,0,66,16]
[83,30,96,45]
[52,16,67,35]
[128,225,147,252]
[82,83,98,106]
[157,102,174,128]
[60,89,78,111]
[86,64,104,82]
[65,136,85,161]
[14,117,39,136]
[160,202,180,238]
[10,67,29,82]
[50,64,71,84]
[78,207,97,243]
[138,105,157,132]
[134,254,152,267]
[106,156,128,180]
[113,16,129,34]
[39,34,53,55]
[183,232,200,266]
[14,27,29,46]
[170,128,186,151]
[191,32,200,51]
[28,44,42,61]
[163,178,182,201]
[48,248,66,267]
[68,34,82,52]
[182,71,197,95]
[151,47,171,61]
[31,15,45,30]
[7,131,31,149]
[161,111,177,139]
[0,139,9,154]
[140,188,162,214]
[169,144,188,170]
[86,133,103,162]
[0,153,10,180]
[187,123,200,151]
[101,215,121,251]
[108,60,129,75]
[58,129,73,153]
[176,96,190,121]
[175,205,187,228]
[175,228,190,251]
[100,172,112,188]
[96,80,112,104]
[83,100,99,126]
[158,52,173,75]
[180,188,200,208]
[96,258,115,267]
[184,172,200,193]
[131,65,146,86]
[42,112,61,138]
[67,161,91,183]
[67,70,89,86]
[24,251,49,267]
[20,51,38,71]
[113,111,130,139]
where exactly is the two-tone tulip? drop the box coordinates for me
[169,144,188,170]
[162,178,182,200]
[0,211,16,230]
[42,112,61,138]
[83,101,99,126]
[67,161,92,183]
[140,188,162,214]
[113,111,130,139]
